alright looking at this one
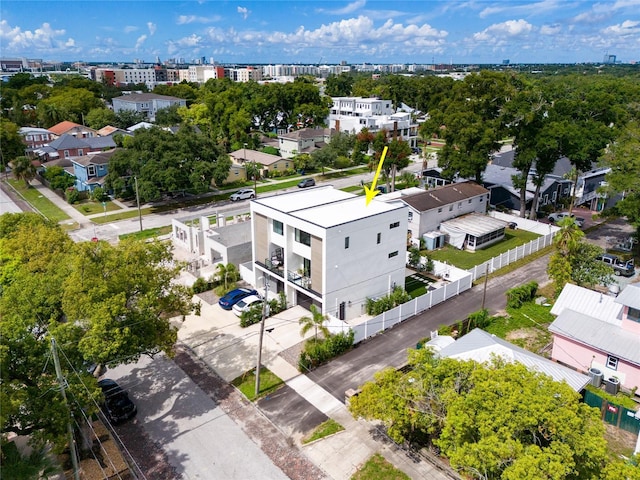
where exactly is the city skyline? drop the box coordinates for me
[1,0,639,65]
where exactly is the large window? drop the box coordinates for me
[628,307,640,323]
[295,228,311,246]
[388,251,398,258]
[389,221,400,229]
[273,220,283,235]
[606,355,618,370]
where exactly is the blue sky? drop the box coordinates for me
[1,0,639,64]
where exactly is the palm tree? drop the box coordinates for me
[215,263,239,291]
[11,156,36,187]
[299,305,330,341]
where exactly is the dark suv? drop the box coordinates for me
[596,254,635,277]
[98,379,137,424]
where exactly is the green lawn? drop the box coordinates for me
[341,185,365,194]
[231,367,284,401]
[351,454,410,480]
[119,225,172,241]
[256,179,302,193]
[5,179,71,223]
[74,200,122,216]
[485,302,553,353]
[405,273,435,298]
[428,229,541,270]
[302,419,345,444]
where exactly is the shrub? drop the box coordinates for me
[298,330,354,372]
[240,303,263,328]
[192,277,210,294]
[65,187,80,204]
[467,309,490,332]
[365,286,411,315]
[506,281,539,308]
[91,187,107,202]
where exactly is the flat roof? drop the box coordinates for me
[253,186,405,228]
[440,213,507,237]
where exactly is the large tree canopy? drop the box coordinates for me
[0,213,195,450]
[105,125,228,201]
[349,348,609,480]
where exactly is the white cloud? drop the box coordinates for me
[473,19,534,45]
[602,19,640,36]
[479,0,563,19]
[177,15,221,24]
[321,0,366,15]
[539,24,562,35]
[167,33,204,54]
[237,7,250,20]
[147,22,156,35]
[124,26,137,34]
[135,34,147,50]
[0,20,73,52]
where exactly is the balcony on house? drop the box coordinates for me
[287,269,312,291]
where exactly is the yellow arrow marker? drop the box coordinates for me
[364,146,388,206]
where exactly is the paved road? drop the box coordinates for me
[66,157,427,243]
[271,252,552,409]
[0,181,33,214]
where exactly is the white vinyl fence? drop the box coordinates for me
[349,214,558,344]
[352,263,473,344]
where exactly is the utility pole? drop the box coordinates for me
[134,175,143,232]
[51,338,81,480]
[254,276,270,398]
[481,263,489,310]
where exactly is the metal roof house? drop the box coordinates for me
[434,328,590,392]
[549,283,640,393]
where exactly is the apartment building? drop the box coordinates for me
[112,93,187,121]
[251,186,408,320]
[328,97,419,147]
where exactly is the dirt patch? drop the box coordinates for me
[603,423,637,460]
[506,327,551,355]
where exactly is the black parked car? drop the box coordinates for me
[98,379,137,424]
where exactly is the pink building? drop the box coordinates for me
[549,283,640,393]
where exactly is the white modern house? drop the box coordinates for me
[112,93,187,122]
[327,97,419,148]
[250,186,408,320]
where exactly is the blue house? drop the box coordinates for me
[70,149,118,192]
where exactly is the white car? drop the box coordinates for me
[232,294,263,316]
[230,188,255,201]
[548,212,584,228]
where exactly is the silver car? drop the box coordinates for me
[230,188,255,201]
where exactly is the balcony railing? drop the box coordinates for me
[287,270,312,291]
[255,259,284,277]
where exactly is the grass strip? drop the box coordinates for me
[5,179,71,223]
[302,419,345,444]
[351,453,410,480]
[231,367,284,401]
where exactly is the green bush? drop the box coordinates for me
[506,281,539,308]
[192,277,210,294]
[365,286,411,315]
[298,330,354,372]
[65,187,80,204]
[240,303,263,328]
[91,187,107,202]
[467,308,490,331]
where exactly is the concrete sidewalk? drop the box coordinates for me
[178,292,457,479]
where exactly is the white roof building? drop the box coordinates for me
[250,186,408,320]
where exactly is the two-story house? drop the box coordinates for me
[549,283,640,393]
[38,134,116,162]
[69,149,118,192]
[251,186,408,320]
[112,93,187,122]
[380,182,499,250]
[19,127,55,155]
[48,121,98,139]
[278,128,334,159]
